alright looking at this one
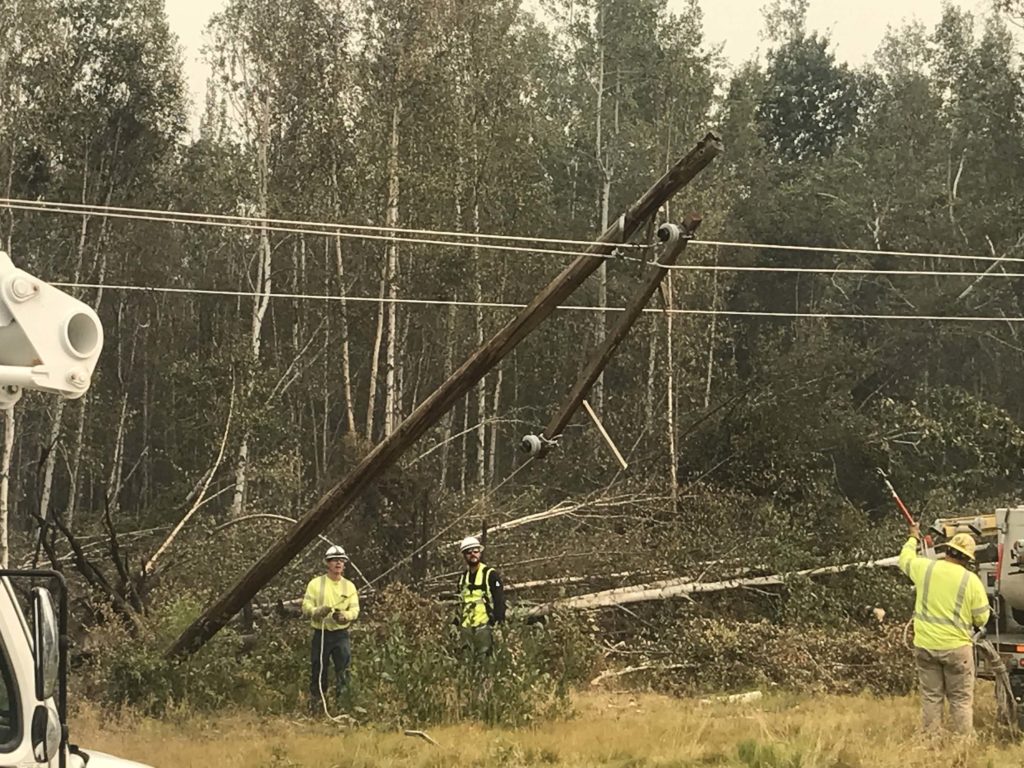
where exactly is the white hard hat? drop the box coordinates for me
[325,545,349,561]
[460,536,483,553]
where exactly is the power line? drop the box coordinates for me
[5,196,1023,270]
[661,263,1024,279]
[689,237,1024,266]
[7,200,1023,282]
[0,201,620,261]
[54,280,1024,324]
[0,196,650,249]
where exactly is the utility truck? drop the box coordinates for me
[930,509,1024,730]
[0,251,152,767]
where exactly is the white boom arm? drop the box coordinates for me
[0,251,103,409]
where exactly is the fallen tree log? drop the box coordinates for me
[526,556,901,618]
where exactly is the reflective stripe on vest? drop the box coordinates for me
[460,566,493,628]
[914,561,973,632]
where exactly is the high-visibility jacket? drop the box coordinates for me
[899,536,990,650]
[459,564,505,628]
[301,574,360,631]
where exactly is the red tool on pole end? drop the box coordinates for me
[877,468,932,549]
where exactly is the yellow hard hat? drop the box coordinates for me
[947,533,976,561]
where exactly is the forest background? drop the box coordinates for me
[3,0,1024,720]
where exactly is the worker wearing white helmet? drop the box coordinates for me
[456,535,506,660]
[899,522,990,736]
[301,544,360,715]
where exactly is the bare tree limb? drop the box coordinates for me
[143,385,235,576]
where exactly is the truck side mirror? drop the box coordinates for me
[31,587,59,700]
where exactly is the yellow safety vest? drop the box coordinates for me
[459,565,494,629]
[301,575,360,630]
[899,537,990,650]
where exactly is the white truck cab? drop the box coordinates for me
[1,252,151,766]
[0,570,152,767]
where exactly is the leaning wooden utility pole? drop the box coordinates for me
[538,213,702,447]
[167,131,722,660]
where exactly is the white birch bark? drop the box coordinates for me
[0,407,14,568]
[383,100,401,436]
[231,88,273,520]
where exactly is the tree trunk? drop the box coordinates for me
[439,303,458,488]
[231,88,273,519]
[459,398,469,495]
[36,402,65,536]
[105,393,129,517]
[365,270,386,441]
[473,199,486,486]
[665,272,678,515]
[645,318,658,432]
[528,557,901,617]
[64,398,87,529]
[332,236,356,434]
[593,4,608,414]
[488,368,503,484]
[383,100,402,437]
[704,249,719,409]
[0,407,14,568]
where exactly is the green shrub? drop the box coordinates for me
[80,584,596,726]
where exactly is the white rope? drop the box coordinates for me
[50,280,1024,323]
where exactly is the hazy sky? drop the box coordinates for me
[166,0,994,131]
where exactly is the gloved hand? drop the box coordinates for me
[312,606,332,620]
[332,610,349,623]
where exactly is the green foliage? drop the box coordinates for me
[347,585,595,727]
[627,618,914,698]
[82,585,596,727]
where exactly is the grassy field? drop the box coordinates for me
[72,687,1024,767]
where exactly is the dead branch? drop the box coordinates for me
[101,501,143,613]
[590,663,692,685]
[144,385,234,576]
[34,510,144,634]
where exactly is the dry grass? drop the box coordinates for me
[71,686,1024,767]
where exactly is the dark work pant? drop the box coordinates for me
[309,629,351,703]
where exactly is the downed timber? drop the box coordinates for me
[526,556,901,618]
[167,132,723,659]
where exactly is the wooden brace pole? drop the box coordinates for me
[166,132,722,659]
[541,214,702,448]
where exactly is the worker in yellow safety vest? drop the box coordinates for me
[899,522,990,735]
[456,535,506,660]
[301,545,360,715]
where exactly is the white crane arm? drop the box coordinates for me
[0,251,103,409]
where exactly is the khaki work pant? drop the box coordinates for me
[915,645,975,734]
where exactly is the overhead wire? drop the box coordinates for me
[4,196,1024,272]
[0,196,649,249]
[50,279,1024,324]
[0,200,623,261]
[657,263,1024,279]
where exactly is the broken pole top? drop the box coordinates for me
[166,131,722,660]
